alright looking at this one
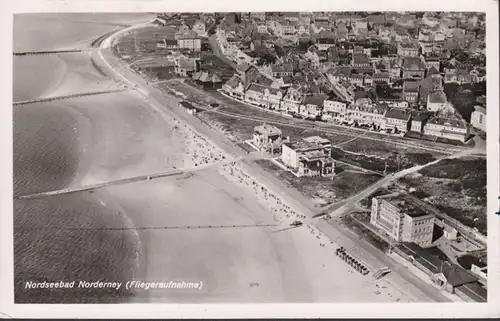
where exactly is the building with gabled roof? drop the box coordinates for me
[384,108,411,133]
[424,116,469,142]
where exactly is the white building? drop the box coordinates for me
[371,193,435,246]
[470,105,486,132]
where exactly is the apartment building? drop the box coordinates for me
[371,193,435,246]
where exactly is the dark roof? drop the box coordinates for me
[353,68,375,75]
[410,111,431,122]
[403,80,420,92]
[353,53,370,64]
[317,38,336,44]
[427,66,440,76]
[303,94,327,106]
[428,91,447,103]
[402,57,426,70]
[385,109,411,121]
[442,264,479,287]
[457,255,487,270]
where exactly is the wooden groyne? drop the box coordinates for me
[15,157,248,201]
[13,89,129,106]
[13,49,89,56]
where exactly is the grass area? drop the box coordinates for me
[255,159,382,206]
[397,157,486,235]
[331,146,439,174]
[338,213,391,252]
[340,137,443,159]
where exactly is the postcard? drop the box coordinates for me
[1,0,498,318]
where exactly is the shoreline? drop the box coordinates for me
[99,23,433,302]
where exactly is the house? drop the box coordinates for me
[305,46,320,69]
[345,104,387,127]
[157,38,179,49]
[192,20,207,37]
[255,23,268,33]
[322,99,348,120]
[397,42,419,57]
[402,80,420,103]
[300,94,327,119]
[271,64,294,78]
[352,53,371,68]
[373,72,391,84]
[252,124,283,153]
[175,56,198,77]
[191,71,223,89]
[445,69,473,84]
[418,74,443,105]
[281,140,335,178]
[423,117,469,142]
[352,20,368,35]
[317,38,336,51]
[348,74,364,86]
[424,56,441,71]
[470,105,486,132]
[371,193,435,246]
[384,109,411,133]
[281,85,305,114]
[330,66,352,81]
[426,91,448,112]
[244,83,286,110]
[303,136,332,151]
[244,83,267,106]
[281,21,296,36]
[221,74,245,100]
[410,112,430,133]
[402,57,426,79]
[177,30,202,51]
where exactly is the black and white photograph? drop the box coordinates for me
[2,0,499,317]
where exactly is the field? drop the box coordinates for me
[255,159,382,206]
[397,157,487,235]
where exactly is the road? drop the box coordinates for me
[320,143,486,216]
[95,23,462,303]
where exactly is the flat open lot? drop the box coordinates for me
[255,159,382,207]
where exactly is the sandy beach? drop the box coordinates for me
[14,14,421,303]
